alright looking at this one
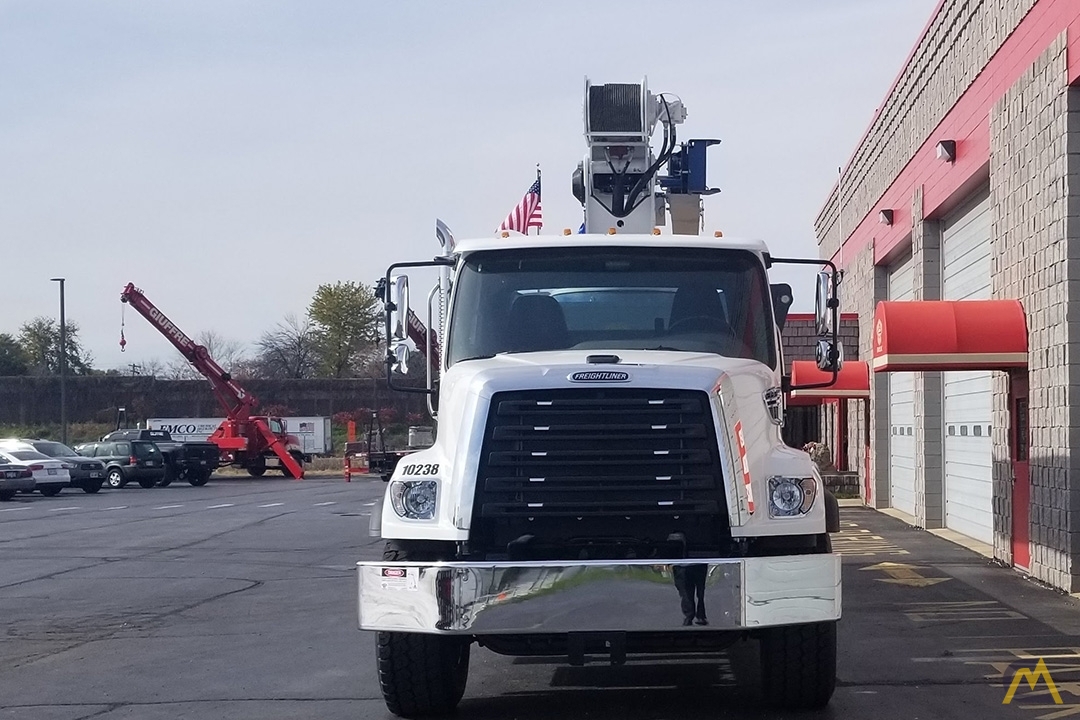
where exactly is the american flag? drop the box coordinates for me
[498,174,542,234]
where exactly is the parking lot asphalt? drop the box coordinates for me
[3,479,1080,719]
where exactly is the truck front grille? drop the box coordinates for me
[469,388,730,560]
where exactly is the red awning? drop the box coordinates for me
[871,299,1027,372]
[789,360,870,401]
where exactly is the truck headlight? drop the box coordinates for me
[767,477,817,517]
[389,480,438,520]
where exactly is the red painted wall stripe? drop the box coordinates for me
[831,0,1080,270]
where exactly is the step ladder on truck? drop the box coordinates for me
[356,77,845,717]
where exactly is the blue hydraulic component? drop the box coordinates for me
[659,138,721,195]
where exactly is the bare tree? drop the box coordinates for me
[253,315,319,379]
[166,330,249,380]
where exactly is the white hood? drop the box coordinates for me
[380,350,823,542]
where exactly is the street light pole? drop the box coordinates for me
[51,278,67,445]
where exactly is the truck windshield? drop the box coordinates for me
[447,246,776,367]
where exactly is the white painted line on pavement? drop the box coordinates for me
[154,505,183,510]
[0,506,31,512]
[206,503,234,509]
[259,502,284,508]
[363,502,377,507]
[105,506,128,510]
[49,507,81,512]
[314,501,336,506]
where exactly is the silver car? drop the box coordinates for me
[0,440,106,494]
[0,449,70,497]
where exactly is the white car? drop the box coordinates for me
[0,449,70,497]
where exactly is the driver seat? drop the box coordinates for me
[505,294,570,352]
[668,284,731,333]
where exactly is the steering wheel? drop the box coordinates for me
[667,315,730,334]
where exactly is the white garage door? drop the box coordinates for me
[888,255,916,517]
[942,191,993,544]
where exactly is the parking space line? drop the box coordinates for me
[259,503,284,508]
[105,506,128,510]
[0,506,31,512]
[363,502,377,507]
[314,501,336,506]
[154,505,183,510]
[206,503,234,509]
[49,507,81,512]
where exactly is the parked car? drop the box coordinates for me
[0,439,106,494]
[100,429,217,487]
[74,440,165,489]
[0,465,34,501]
[0,449,70,496]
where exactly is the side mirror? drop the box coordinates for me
[389,275,410,341]
[814,271,833,336]
[816,339,844,372]
[391,342,411,375]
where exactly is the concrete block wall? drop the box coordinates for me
[816,0,1037,256]
[989,31,1075,589]
[910,186,945,528]
[838,242,890,507]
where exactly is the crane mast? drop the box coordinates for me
[120,283,256,420]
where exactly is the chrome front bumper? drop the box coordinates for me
[357,554,841,634]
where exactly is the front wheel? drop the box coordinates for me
[760,621,837,710]
[376,632,470,718]
[138,477,158,489]
[159,466,176,487]
[39,486,63,497]
[247,464,266,477]
[82,480,103,494]
[0,490,15,501]
[188,470,211,487]
[106,469,126,489]
[282,453,304,478]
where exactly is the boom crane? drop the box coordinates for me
[120,283,305,479]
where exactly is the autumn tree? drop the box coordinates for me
[307,281,381,378]
[17,317,93,375]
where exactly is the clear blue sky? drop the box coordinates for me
[0,0,939,371]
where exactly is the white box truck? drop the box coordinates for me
[146,416,332,459]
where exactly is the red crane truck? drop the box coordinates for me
[120,283,306,479]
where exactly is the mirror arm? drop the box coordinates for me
[769,256,842,391]
[384,257,455,396]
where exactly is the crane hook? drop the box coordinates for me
[120,304,127,352]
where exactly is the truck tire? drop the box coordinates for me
[189,469,211,487]
[376,631,470,718]
[39,486,63,497]
[138,477,158,489]
[0,490,14,501]
[375,540,470,718]
[247,464,266,477]
[159,466,176,488]
[760,621,837,710]
[82,480,103,494]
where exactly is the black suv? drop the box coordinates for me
[75,440,166,489]
[101,429,217,487]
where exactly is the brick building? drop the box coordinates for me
[816,0,1080,591]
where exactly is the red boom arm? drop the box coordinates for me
[406,309,441,375]
[120,283,257,421]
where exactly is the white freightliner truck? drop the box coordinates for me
[357,78,845,717]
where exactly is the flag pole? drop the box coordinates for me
[535,164,541,235]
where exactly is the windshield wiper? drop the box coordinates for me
[643,345,682,351]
